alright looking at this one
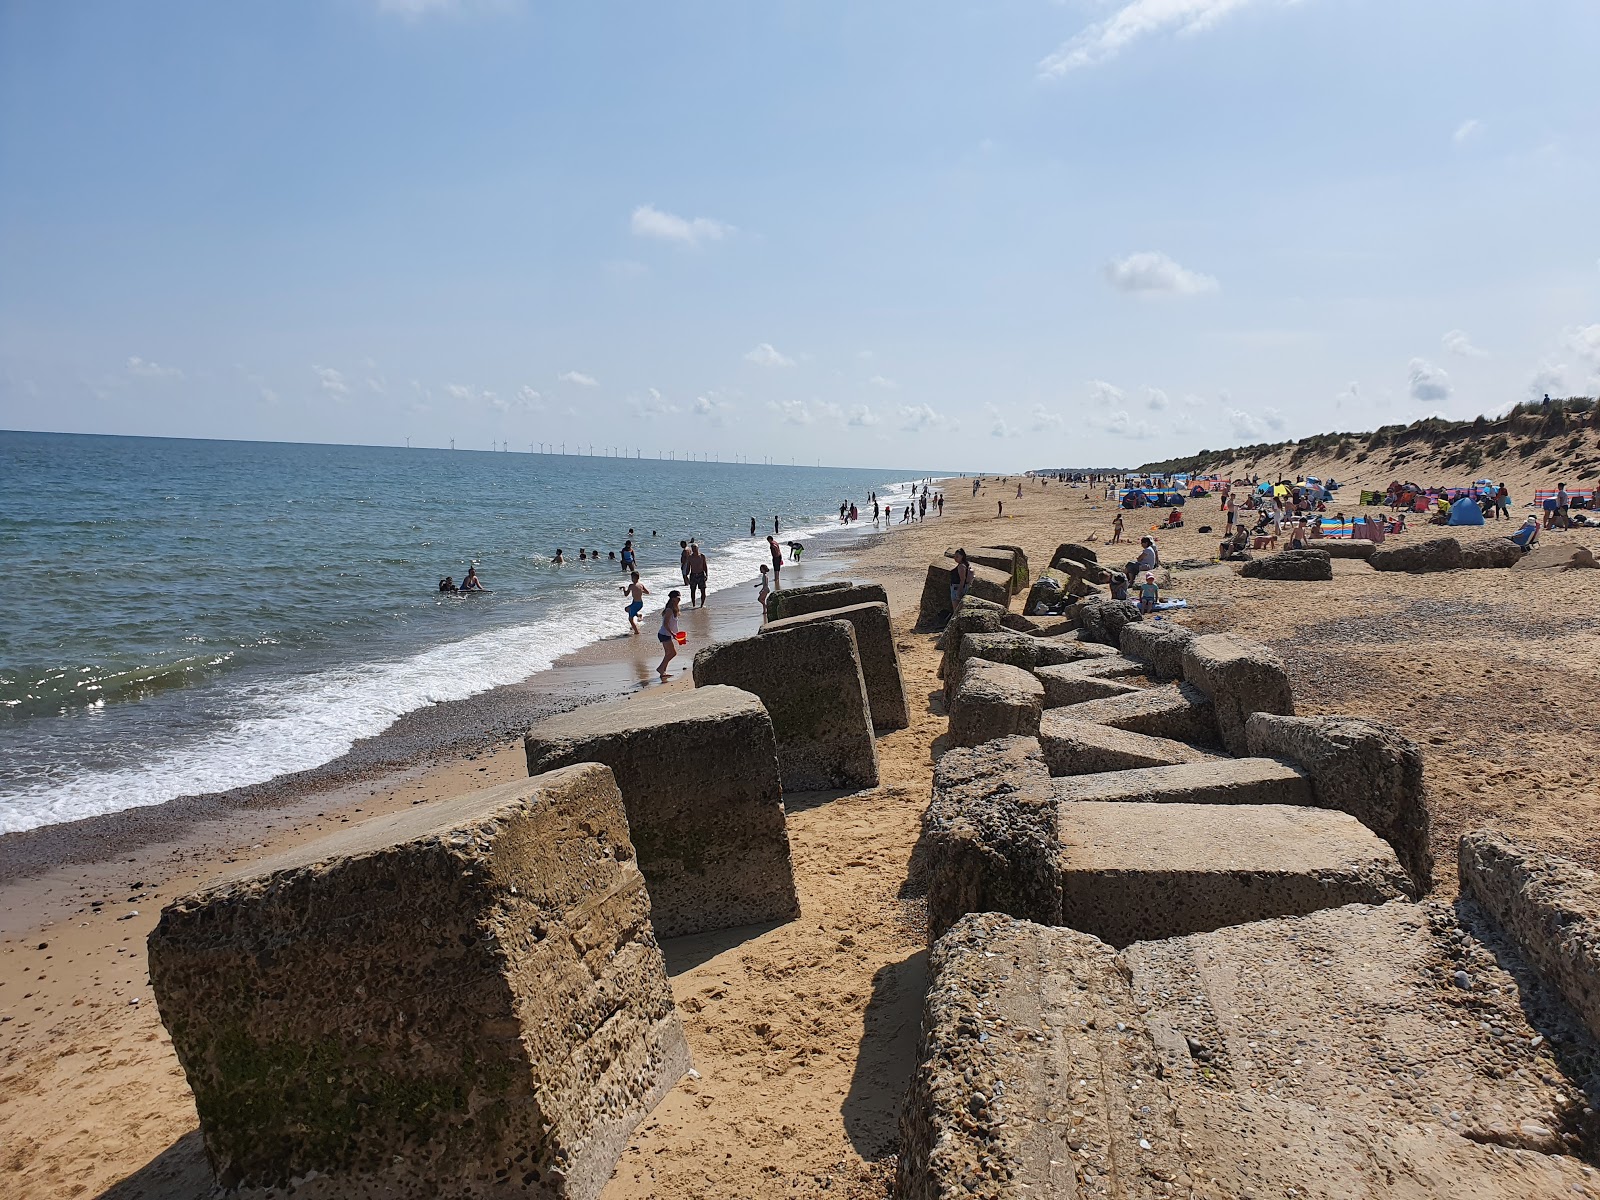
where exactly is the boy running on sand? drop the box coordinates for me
[620,571,649,633]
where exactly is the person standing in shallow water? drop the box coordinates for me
[620,571,649,634]
[656,590,682,680]
[751,516,757,537]
[686,541,708,608]
[766,534,783,590]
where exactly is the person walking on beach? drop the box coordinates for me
[687,541,708,608]
[755,565,771,621]
[997,499,1004,518]
[621,571,650,633]
[655,590,682,680]
[872,498,880,525]
[949,548,973,615]
[679,539,691,584]
[766,534,784,590]
[919,492,927,520]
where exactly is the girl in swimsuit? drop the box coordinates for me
[656,590,682,679]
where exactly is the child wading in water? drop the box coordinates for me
[656,590,682,679]
[621,571,649,633]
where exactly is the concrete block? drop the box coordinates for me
[1245,712,1432,895]
[523,686,799,937]
[1039,713,1227,777]
[917,558,1010,629]
[146,765,690,1200]
[921,738,1060,939]
[949,659,1044,748]
[1065,683,1221,748]
[1056,801,1410,946]
[1050,542,1100,569]
[1238,550,1333,581]
[985,542,1031,592]
[765,581,887,623]
[1118,621,1194,681]
[1459,830,1600,1043]
[1051,758,1313,808]
[952,630,1109,695]
[1370,537,1463,573]
[935,602,1006,685]
[1181,633,1294,755]
[897,914,1183,1200]
[947,545,1020,593]
[763,601,908,730]
[692,621,878,791]
[1460,538,1524,569]
[1321,539,1376,559]
[1075,596,1142,646]
[1033,665,1141,708]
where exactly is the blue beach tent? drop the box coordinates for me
[1448,495,1485,526]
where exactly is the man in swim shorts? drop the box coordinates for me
[620,571,649,633]
[687,541,708,607]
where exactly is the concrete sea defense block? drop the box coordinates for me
[985,542,1030,591]
[1460,538,1524,569]
[1051,758,1314,808]
[947,545,1020,594]
[523,685,800,937]
[1180,632,1294,756]
[146,764,690,1200]
[1050,542,1100,569]
[1321,539,1376,559]
[897,914,1183,1200]
[921,737,1060,939]
[1074,595,1142,646]
[1459,829,1600,1042]
[1065,682,1221,748]
[692,621,878,790]
[1370,536,1463,573]
[935,602,1007,685]
[1238,549,1333,581]
[1118,621,1194,681]
[765,581,887,623]
[1033,664,1141,708]
[949,659,1045,747]
[1244,712,1432,895]
[1038,712,1227,776]
[952,629,1107,688]
[917,558,1011,629]
[763,600,908,730]
[1056,801,1411,946]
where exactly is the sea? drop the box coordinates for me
[0,430,937,836]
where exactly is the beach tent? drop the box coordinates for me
[1448,495,1485,526]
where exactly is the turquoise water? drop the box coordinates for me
[0,431,933,833]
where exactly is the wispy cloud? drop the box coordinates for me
[1225,406,1287,439]
[744,342,796,368]
[1442,329,1487,358]
[375,0,505,21]
[1105,251,1218,296]
[898,403,956,433]
[770,398,813,426]
[1030,404,1065,432]
[628,387,679,419]
[1040,0,1280,78]
[847,405,879,428]
[1564,324,1600,378]
[313,365,348,397]
[127,356,183,380]
[631,203,734,247]
[692,392,734,425]
[1145,387,1170,411]
[984,403,1018,439]
[1407,357,1451,404]
[868,374,899,390]
[1453,118,1482,145]
[558,370,598,387]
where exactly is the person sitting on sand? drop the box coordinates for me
[1138,573,1160,614]
[460,567,485,591]
[439,576,456,592]
[1124,536,1159,586]
[1509,517,1540,552]
[1164,509,1183,529]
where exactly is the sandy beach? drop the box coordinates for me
[4,464,1599,1199]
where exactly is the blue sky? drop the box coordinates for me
[2,0,1597,469]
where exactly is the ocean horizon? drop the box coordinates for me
[0,429,948,835]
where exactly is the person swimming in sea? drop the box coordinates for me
[438,576,456,592]
[459,566,485,591]
[552,549,565,564]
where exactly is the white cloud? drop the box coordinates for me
[1563,324,1600,376]
[630,203,734,247]
[127,356,183,380]
[1335,381,1360,410]
[1087,379,1126,407]
[1526,362,1568,400]
[517,385,543,407]
[488,386,543,415]
[744,342,796,368]
[1104,410,1158,439]
[1029,404,1065,432]
[629,387,679,419]
[1224,406,1287,439]
[770,398,813,426]
[1442,329,1487,358]
[445,383,474,401]
[692,392,734,425]
[847,405,879,428]
[1145,387,1170,411]
[1453,119,1482,145]
[868,374,899,390]
[898,403,955,433]
[314,365,349,397]
[1407,357,1452,404]
[558,370,598,387]
[1040,0,1275,78]
[984,403,1018,439]
[1105,251,1218,296]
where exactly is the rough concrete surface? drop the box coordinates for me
[1371,536,1465,573]
[147,764,691,1199]
[1181,632,1295,755]
[948,659,1045,748]
[1246,711,1433,895]
[1056,801,1410,946]
[1034,664,1142,708]
[763,600,909,730]
[1051,758,1314,809]
[947,546,1020,594]
[918,559,1012,629]
[1460,829,1600,1044]
[691,620,878,791]
[984,542,1031,592]
[1320,538,1377,559]
[1075,596,1143,646]
[1238,549,1334,581]
[764,581,888,623]
[1118,621,1194,681]
[762,581,853,622]
[521,685,800,937]
[1038,713,1228,777]
[1065,682,1222,748]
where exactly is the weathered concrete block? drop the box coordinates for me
[1033,665,1141,708]
[1245,712,1432,895]
[523,686,799,937]
[1038,713,1226,776]
[936,602,1006,686]
[921,738,1060,939]
[1118,621,1194,681]
[763,601,908,731]
[1050,542,1100,569]
[1075,595,1142,646]
[917,559,1011,629]
[1022,568,1074,617]
[1460,538,1524,569]
[1238,549,1333,581]
[1459,830,1600,1043]
[1181,633,1294,755]
[1370,536,1463,573]
[953,629,1106,688]
[1057,801,1410,946]
[763,580,852,622]
[147,765,690,1200]
[897,914,1182,1200]
[765,581,888,623]
[1065,683,1221,748]
[692,621,878,790]
[947,545,1020,593]
[1052,758,1313,808]
[986,542,1031,592]
[949,659,1045,747]
[1321,539,1376,559]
